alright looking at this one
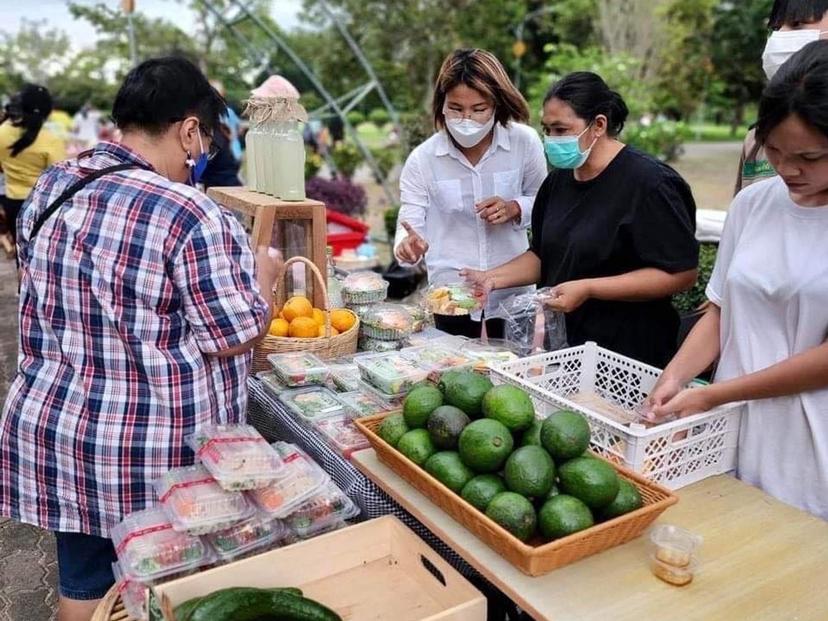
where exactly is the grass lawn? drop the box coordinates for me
[687,123,749,142]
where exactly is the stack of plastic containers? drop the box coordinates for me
[400,345,475,383]
[355,351,429,406]
[267,352,331,388]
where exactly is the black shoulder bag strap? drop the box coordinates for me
[29,163,143,241]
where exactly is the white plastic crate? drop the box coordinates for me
[489,342,742,489]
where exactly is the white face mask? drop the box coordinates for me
[762,30,824,80]
[444,114,496,148]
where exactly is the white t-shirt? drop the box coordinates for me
[707,176,828,519]
[394,122,547,317]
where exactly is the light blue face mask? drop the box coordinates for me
[543,124,596,169]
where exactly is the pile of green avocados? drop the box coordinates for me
[377,371,643,543]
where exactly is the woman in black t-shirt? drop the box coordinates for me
[462,72,699,367]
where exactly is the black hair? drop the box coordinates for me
[543,72,629,137]
[757,39,828,143]
[769,0,828,29]
[7,84,53,157]
[111,56,226,136]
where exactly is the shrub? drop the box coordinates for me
[673,243,718,314]
[625,119,691,162]
[384,205,400,242]
[304,149,323,180]
[368,108,391,127]
[399,112,432,153]
[330,141,363,179]
[305,176,367,217]
[370,146,402,180]
[346,110,365,126]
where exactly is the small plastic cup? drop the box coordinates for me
[650,553,699,586]
[649,524,703,568]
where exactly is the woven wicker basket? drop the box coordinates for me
[91,585,134,621]
[252,256,359,372]
[355,412,679,577]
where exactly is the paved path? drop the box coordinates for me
[0,256,59,621]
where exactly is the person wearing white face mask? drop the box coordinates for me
[462,72,699,368]
[394,48,546,338]
[735,0,828,194]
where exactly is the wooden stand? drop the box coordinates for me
[207,187,327,308]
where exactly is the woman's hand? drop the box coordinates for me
[475,197,520,225]
[460,268,495,305]
[544,280,592,313]
[396,221,429,264]
[651,386,718,420]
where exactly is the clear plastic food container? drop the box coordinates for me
[460,339,520,370]
[284,482,360,538]
[247,442,330,518]
[355,352,429,395]
[357,335,409,353]
[111,507,210,581]
[154,464,255,535]
[357,379,405,407]
[650,553,699,586]
[401,346,474,377]
[649,524,703,568]
[203,514,284,562]
[327,361,361,393]
[426,283,481,316]
[337,390,393,419]
[398,303,427,332]
[258,370,287,395]
[359,304,415,340]
[312,415,370,459]
[341,271,389,304]
[187,425,284,491]
[279,386,347,425]
[282,520,347,544]
[112,561,196,621]
[267,352,330,387]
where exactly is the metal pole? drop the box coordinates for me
[127,11,138,66]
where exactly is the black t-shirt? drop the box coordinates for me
[530,146,698,368]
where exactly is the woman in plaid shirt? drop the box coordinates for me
[0,57,281,620]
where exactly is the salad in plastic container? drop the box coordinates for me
[112,563,150,621]
[460,339,520,370]
[284,482,360,538]
[267,352,330,387]
[187,425,284,491]
[399,303,427,333]
[426,283,481,316]
[359,304,415,340]
[341,271,389,305]
[282,520,347,544]
[357,379,405,407]
[204,514,284,562]
[312,415,370,459]
[327,361,361,393]
[401,346,475,378]
[279,386,347,425]
[248,442,330,518]
[355,352,428,395]
[358,335,409,353]
[111,507,211,581]
[258,370,287,395]
[337,390,394,419]
[154,464,255,535]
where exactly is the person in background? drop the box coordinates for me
[394,48,547,338]
[72,102,102,149]
[463,72,698,367]
[735,0,828,194]
[650,40,828,521]
[0,84,66,245]
[0,57,281,621]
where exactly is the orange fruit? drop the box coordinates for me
[317,325,340,337]
[278,310,286,321]
[312,308,326,327]
[283,296,313,322]
[289,316,319,338]
[268,318,290,337]
[330,308,356,333]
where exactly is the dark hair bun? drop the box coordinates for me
[543,72,629,137]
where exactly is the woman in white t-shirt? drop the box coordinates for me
[648,40,828,520]
[394,48,546,338]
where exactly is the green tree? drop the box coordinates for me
[0,19,69,89]
[709,0,773,131]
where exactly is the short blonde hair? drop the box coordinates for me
[432,48,530,130]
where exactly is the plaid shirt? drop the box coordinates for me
[0,142,268,536]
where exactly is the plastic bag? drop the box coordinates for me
[497,288,567,356]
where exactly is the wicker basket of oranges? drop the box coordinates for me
[252,256,359,372]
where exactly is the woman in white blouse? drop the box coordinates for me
[394,48,546,338]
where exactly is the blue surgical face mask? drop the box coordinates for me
[186,130,209,185]
[543,124,596,169]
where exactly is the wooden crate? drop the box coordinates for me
[148,516,486,621]
[355,413,679,577]
[207,187,328,309]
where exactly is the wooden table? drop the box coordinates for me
[352,449,828,621]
